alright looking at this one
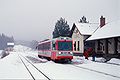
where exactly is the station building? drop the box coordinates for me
[87,19,120,60]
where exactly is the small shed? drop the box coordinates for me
[6,42,14,51]
[7,43,14,47]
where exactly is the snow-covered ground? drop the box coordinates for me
[0,45,120,80]
[0,50,3,58]
[107,58,120,65]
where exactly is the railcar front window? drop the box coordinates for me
[58,41,72,51]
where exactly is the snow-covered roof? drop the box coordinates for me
[87,20,120,41]
[75,23,99,35]
[7,43,14,46]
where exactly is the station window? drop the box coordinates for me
[77,41,80,51]
[74,41,76,51]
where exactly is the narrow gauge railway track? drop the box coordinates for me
[72,64,120,79]
[18,54,51,80]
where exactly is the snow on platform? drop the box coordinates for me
[107,58,120,65]
[0,52,31,79]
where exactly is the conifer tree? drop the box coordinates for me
[79,16,89,23]
[53,17,70,38]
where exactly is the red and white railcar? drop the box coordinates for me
[37,37,73,62]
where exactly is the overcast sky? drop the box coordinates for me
[0,0,119,41]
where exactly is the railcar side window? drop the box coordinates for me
[38,44,43,50]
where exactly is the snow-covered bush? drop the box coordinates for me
[0,50,9,58]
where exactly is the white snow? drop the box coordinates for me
[0,52,31,79]
[7,43,14,46]
[107,58,120,65]
[87,20,120,41]
[75,23,99,35]
[0,50,3,58]
[14,45,32,52]
[0,45,120,80]
[76,59,120,79]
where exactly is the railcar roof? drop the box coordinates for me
[52,37,72,41]
[38,39,51,44]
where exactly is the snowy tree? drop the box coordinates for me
[0,33,14,50]
[30,40,38,49]
[79,16,89,23]
[53,17,70,38]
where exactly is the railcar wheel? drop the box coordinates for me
[64,59,72,63]
[68,59,72,63]
[46,57,51,61]
[38,55,41,58]
[54,60,59,63]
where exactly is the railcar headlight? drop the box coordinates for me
[59,52,61,54]
[70,52,73,55]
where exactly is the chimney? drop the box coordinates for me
[100,16,105,28]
